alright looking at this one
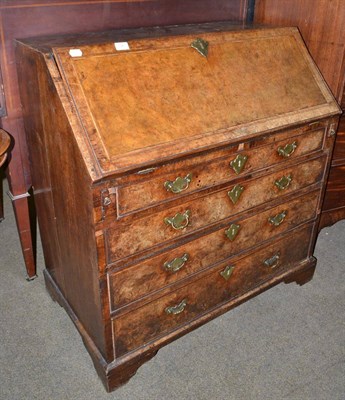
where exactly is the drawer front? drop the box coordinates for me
[108,189,319,309]
[106,157,324,262]
[113,224,313,356]
[116,128,325,216]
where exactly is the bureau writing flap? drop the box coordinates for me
[51,27,340,175]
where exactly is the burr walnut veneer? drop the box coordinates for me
[0,0,249,280]
[16,24,341,391]
[254,0,345,228]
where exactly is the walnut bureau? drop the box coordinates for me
[15,25,341,391]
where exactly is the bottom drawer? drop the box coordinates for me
[113,224,313,357]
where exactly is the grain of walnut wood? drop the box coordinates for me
[15,25,340,392]
[0,0,247,279]
[254,0,345,229]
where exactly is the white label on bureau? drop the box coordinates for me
[69,49,83,57]
[114,42,130,51]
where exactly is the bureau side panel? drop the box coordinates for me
[16,44,111,360]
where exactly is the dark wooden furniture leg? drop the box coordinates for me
[1,119,37,280]
[6,185,37,280]
[0,174,3,222]
[0,128,11,222]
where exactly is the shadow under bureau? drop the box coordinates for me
[15,23,341,391]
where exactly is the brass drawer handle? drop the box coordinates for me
[230,154,248,175]
[277,141,297,157]
[268,210,287,227]
[164,253,189,273]
[164,173,193,194]
[275,174,292,191]
[263,252,281,268]
[164,210,191,230]
[191,38,209,57]
[220,265,235,281]
[225,223,241,241]
[228,184,244,205]
[165,299,187,315]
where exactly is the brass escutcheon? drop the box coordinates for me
[165,299,187,315]
[230,154,248,175]
[275,174,292,191]
[220,265,235,281]
[225,223,241,241]
[164,173,193,194]
[190,38,209,57]
[268,210,287,227]
[228,184,244,205]
[164,253,189,273]
[164,210,191,230]
[277,141,298,158]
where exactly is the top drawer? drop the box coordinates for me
[115,126,325,217]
